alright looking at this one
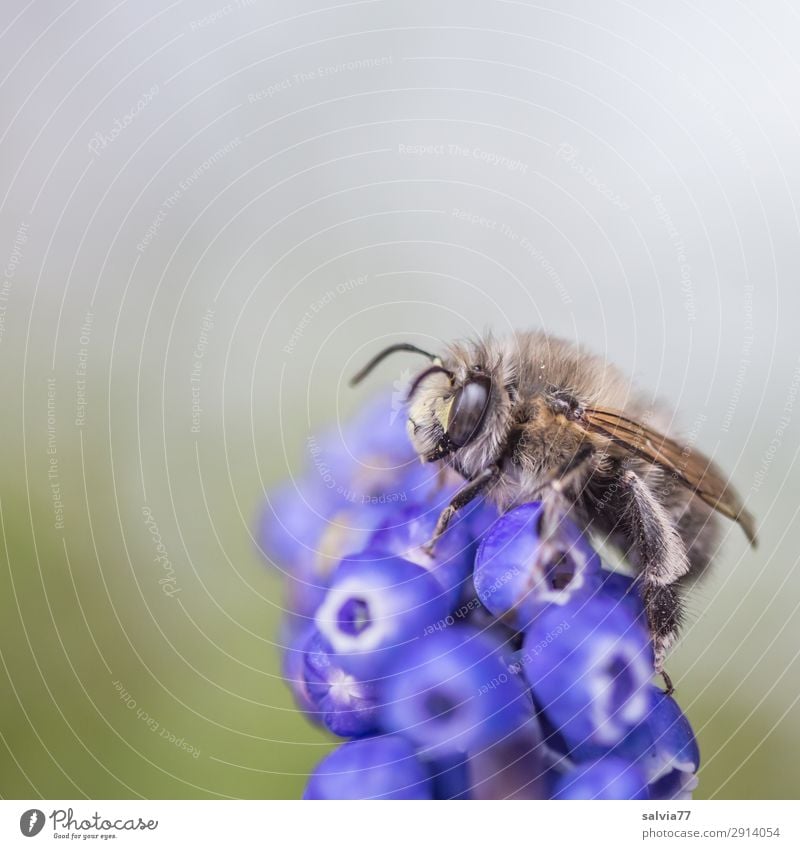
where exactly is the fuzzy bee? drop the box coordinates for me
[351,331,757,692]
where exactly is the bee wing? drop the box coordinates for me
[578,406,757,546]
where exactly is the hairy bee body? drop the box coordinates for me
[412,331,720,582]
[354,330,755,687]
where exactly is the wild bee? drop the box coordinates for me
[350,332,757,692]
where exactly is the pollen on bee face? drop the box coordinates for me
[434,396,454,431]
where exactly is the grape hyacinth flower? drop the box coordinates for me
[474,501,603,627]
[315,553,451,676]
[303,736,434,800]
[637,689,701,800]
[523,594,655,750]
[378,625,531,758]
[260,392,702,799]
[552,756,649,800]
[366,499,476,607]
[301,630,381,738]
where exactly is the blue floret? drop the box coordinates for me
[303,735,434,799]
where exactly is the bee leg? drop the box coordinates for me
[621,470,690,689]
[423,464,498,555]
[531,444,596,501]
[525,446,599,588]
[434,463,451,491]
[532,444,597,547]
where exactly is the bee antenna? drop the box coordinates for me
[349,343,438,387]
[405,365,455,402]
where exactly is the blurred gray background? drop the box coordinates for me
[0,0,798,798]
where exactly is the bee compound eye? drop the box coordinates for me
[446,377,491,447]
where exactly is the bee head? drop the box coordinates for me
[405,365,494,462]
[350,338,514,469]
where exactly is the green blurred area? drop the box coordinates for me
[0,357,334,799]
